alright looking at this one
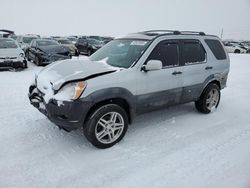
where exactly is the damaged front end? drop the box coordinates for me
[28,81,92,132]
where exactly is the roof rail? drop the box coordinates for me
[141,30,181,35]
[180,31,206,36]
[140,30,206,36]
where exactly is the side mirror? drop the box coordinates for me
[142,60,163,72]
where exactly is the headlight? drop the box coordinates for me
[55,81,87,100]
[92,45,97,50]
[19,53,25,58]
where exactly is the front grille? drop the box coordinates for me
[58,52,69,56]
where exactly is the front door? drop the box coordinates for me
[136,40,183,114]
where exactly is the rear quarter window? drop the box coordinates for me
[205,39,227,60]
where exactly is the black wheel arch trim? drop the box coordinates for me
[80,87,137,123]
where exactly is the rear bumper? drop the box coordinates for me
[28,85,92,131]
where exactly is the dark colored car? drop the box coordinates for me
[75,37,104,56]
[26,39,71,66]
[88,36,114,44]
[56,38,79,56]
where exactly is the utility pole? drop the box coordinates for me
[220,28,224,39]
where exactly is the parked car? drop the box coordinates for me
[56,38,79,56]
[17,35,39,53]
[223,42,247,53]
[26,39,71,66]
[88,36,113,44]
[75,37,104,56]
[29,30,230,149]
[101,36,114,44]
[0,29,15,38]
[8,34,18,40]
[238,42,250,53]
[41,37,54,40]
[0,38,27,70]
[67,36,78,45]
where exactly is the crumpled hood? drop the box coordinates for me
[0,48,23,58]
[36,59,118,91]
[38,45,68,55]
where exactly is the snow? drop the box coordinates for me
[0,54,250,188]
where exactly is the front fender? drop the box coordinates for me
[81,87,136,120]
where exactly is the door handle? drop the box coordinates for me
[172,71,182,75]
[205,66,213,70]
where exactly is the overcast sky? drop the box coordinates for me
[1,0,250,39]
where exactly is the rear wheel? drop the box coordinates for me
[195,83,221,114]
[84,104,128,149]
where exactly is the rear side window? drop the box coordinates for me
[147,40,179,68]
[181,40,206,65]
[205,39,227,60]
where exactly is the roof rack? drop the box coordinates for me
[141,30,181,35]
[140,30,206,36]
[180,31,206,36]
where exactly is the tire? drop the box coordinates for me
[75,50,80,56]
[84,104,128,149]
[25,51,30,61]
[234,49,240,53]
[87,49,92,56]
[35,56,41,66]
[195,83,221,114]
[23,60,28,68]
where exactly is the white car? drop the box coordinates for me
[29,30,230,148]
[223,42,247,53]
[0,38,27,69]
[17,35,39,53]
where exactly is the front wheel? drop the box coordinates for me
[234,49,240,53]
[84,104,128,149]
[35,56,41,66]
[87,49,92,56]
[195,83,221,114]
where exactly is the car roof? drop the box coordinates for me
[56,38,70,41]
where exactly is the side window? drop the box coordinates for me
[205,39,227,60]
[147,40,179,68]
[181,40,206,65]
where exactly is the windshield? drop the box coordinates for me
[37,40,59,47]
[90,39,150,68]
[58,39,72,44]
[0,39,18,49]
[23,37,37,44]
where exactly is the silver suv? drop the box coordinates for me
[29,30,230,148]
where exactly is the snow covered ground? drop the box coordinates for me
[0,54,250,188]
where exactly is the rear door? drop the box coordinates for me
[136,40,183,113]
[179,39,209,102]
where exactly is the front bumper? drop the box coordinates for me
[0,59,27,69]
[28,84,92,131]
